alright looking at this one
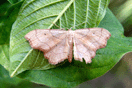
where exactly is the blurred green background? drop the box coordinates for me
[0,0,132,88]
[109,0,132,37]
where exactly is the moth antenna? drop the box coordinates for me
[51,22,64,30]
[70,22,86,30]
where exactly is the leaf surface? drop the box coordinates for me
[10,0,110,76]
[17,8,132,88]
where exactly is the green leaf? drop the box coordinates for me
[17,8,132,88]
[0,1,23,70]
[8,0,23,4]
[0,45,9,71]
[0,1,11,17]
[10,0,109,77]
[123,15,132,37]
[0,65,34,88]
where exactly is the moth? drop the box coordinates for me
[25,28,111,65]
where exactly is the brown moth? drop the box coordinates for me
[25,28,111,65]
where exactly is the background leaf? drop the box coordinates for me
[0,45,9,70]
[0,1,23,70]
[8,0,23,4]
[0,1,11,17]
[0,64,34,88]
[10,0,109,77]
[109,0,132,37]
[17,8,132,88]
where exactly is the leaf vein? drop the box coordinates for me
[13,15,58,37]
[73,1,76,29]
[17,0,64,25]
[32,51,41,68]
[95,0,101,26]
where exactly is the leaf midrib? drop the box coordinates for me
[48,0,75,29]
[10,48,33,77]
[85,0,89,28]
